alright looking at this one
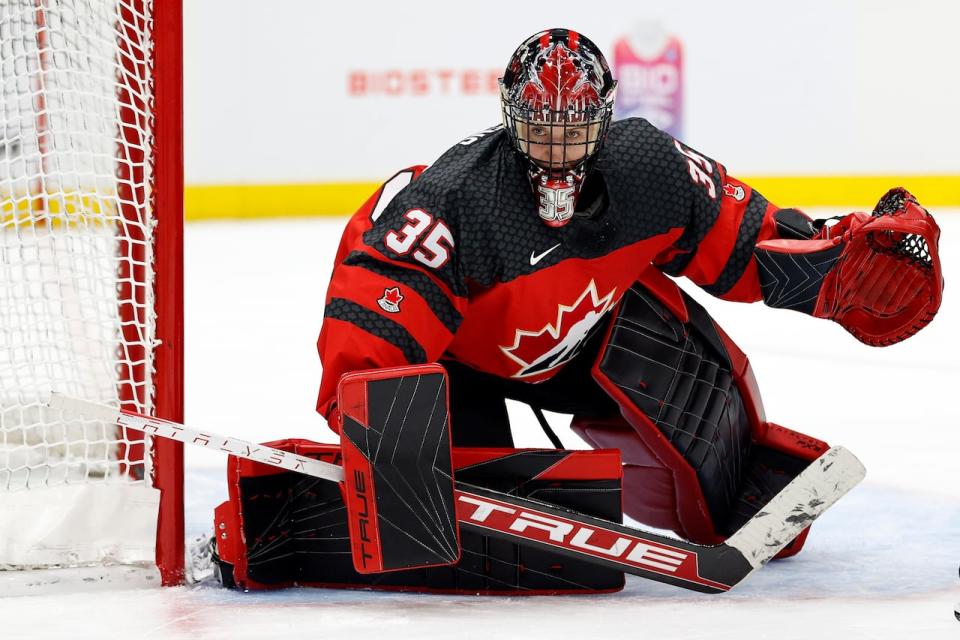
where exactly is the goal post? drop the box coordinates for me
[148,0,185,587]
[0,0,184,586]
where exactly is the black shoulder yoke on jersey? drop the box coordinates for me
[364,118,721,294]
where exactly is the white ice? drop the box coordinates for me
[3,210,959,639]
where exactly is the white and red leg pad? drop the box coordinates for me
[572,268,828,558]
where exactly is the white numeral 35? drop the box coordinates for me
[385,209,454,269]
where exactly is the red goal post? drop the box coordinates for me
[0,0,184,586]
[148,0,185,587]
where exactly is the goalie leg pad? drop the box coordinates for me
[574,268,827,556]
[213,440,625,594]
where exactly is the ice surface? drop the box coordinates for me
[3,210,959,639]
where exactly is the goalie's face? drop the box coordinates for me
[499,29,616,227]
[515,120,602,174]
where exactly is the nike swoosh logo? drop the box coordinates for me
[530,243,561,266]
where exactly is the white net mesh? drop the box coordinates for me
[0,0,160,569]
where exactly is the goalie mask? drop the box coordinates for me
[500,29,617,227]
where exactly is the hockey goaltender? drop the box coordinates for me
[209,29,943,594]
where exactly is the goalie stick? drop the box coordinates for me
[50,390,864,594]
[453,444,863,593]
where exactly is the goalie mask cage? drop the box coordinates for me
[0,0,184,586]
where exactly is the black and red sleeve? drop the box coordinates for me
[316,167,468,424]
[654,138,806,303]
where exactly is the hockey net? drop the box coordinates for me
[0,0,183,585]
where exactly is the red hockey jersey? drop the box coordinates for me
[317,118,784,426]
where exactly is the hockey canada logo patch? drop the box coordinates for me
[377,287,404,313]
[501,280,617,378]
[723,183,745,201]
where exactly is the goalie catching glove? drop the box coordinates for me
[755,188,942,346]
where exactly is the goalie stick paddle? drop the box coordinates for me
[49,376,864,593]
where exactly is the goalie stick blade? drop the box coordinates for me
[338,365,460,574]
[725,445,866,569]
[453,445,865,593]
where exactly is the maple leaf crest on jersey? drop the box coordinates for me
[723,183,745,201]
[377,287,404,313]
[500,280,618,379]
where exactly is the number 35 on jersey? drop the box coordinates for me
[385,209,455,269]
